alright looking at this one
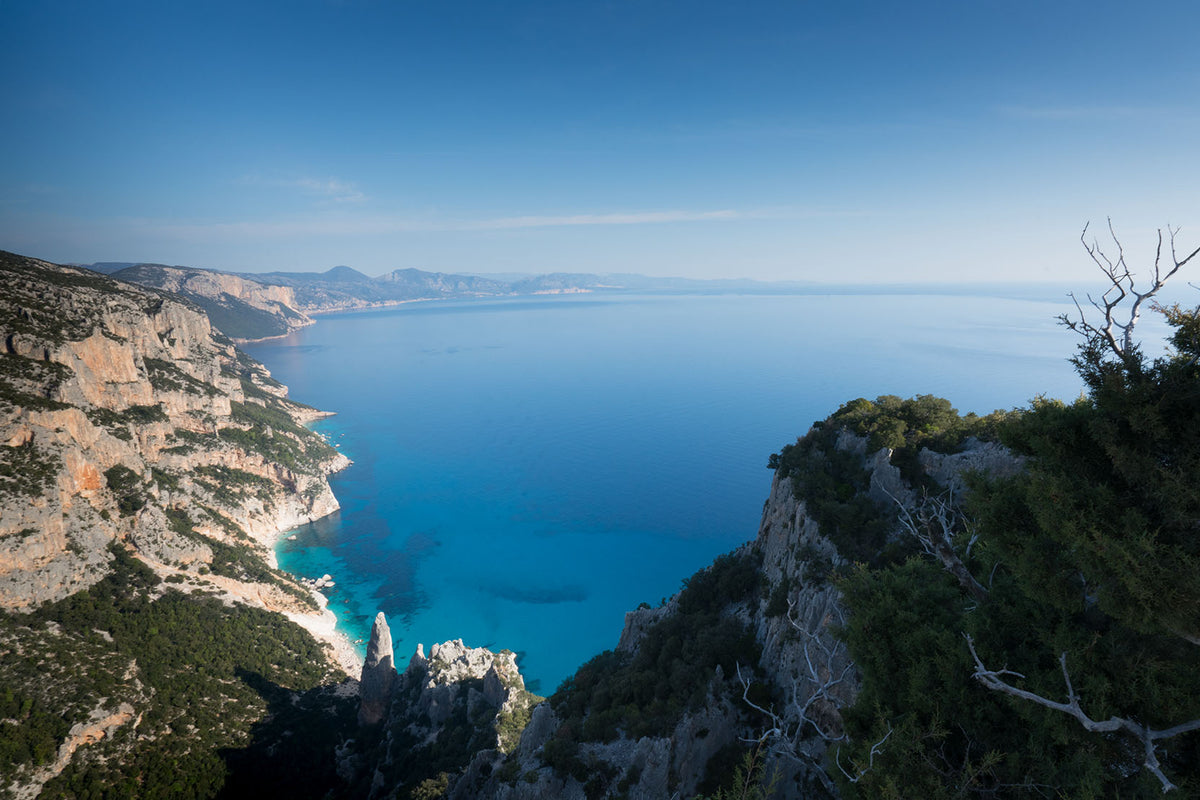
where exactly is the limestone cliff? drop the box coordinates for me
[110,262,515,340]
[0,250,368,799]
[0,250,348,622]
[344,625,541,799]
[110,263,315,341]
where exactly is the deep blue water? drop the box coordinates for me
[244,291,1085,693]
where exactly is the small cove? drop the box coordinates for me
[245,291,1085,693]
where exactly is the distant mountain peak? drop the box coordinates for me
[321,265,371,283]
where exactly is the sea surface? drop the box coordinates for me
[244,290,1086,693]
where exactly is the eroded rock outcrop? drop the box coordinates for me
[353,637,540,799]
[359,612,397,726]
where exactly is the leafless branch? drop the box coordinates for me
[735,602,853,750]
[793,601,854,742]
[1062,220,1200,358]
[965,634,1200,793]
[835,724,893,784]
[884,485,989,604]
[734,600,860,793]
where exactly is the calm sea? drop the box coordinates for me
[244,291,1085,693]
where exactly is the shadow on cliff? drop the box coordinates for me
[217,668,360,799]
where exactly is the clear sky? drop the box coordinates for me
[2,0,1198,282]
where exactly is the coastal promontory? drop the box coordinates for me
[0,252,356,797]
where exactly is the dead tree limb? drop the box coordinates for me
[834,724,893,785]
[1060,220,1200,358]
[735,601,861,793]
[965,634,1200,793]
[737,602,853,747]
[885,485,989,604]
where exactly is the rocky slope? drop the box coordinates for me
[110,263,315,341]
[1,251,348,609]
[336,425,1020,799]
[0,251,357,797]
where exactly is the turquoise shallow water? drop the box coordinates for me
[244,291,1084,693]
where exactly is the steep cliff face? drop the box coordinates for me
[0,251,347,614]
[110,263,314,341]
[1,251,365,799]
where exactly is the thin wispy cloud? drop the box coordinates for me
[125,208,755,241]
[290,178,367,203]
[237,174,367,203]
[464,209,742,230]
[996,105,1146,121]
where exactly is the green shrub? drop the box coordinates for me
[548,552,762,751]
[122,403,168,424]
[0,439,62,498]
[103,464,145,515]
[2,544,342,799]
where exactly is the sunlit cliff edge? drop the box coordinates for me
[1,251,348,609]
[0,251,359,796]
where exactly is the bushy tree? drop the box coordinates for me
[834,224,1200,796]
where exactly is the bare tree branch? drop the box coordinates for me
[835,724,892,784]
[884,485,989,604]
[736,602,853,749]
[735,661,843,797]
[734,600,861,793]
[965,635,1200,793]
[1062,220,1200,358]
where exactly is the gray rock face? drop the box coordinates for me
[130,506,212,567]
[401,639,528,728]
[358,612,397,726]
[356,638,538,799]
[616,603,670,653]
[918,437,1025,492]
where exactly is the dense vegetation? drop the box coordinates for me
[0,546,350,799]
[829,304,1200,795]
[218,400,336,472]
[768,395,1010,565]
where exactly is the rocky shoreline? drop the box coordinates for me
[285,587,364,679]
[287,569,364,678]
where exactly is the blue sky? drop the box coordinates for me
[2,0,1198,282]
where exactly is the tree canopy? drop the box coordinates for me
[832,230,1200,796]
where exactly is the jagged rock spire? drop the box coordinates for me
[358,612,397,726]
